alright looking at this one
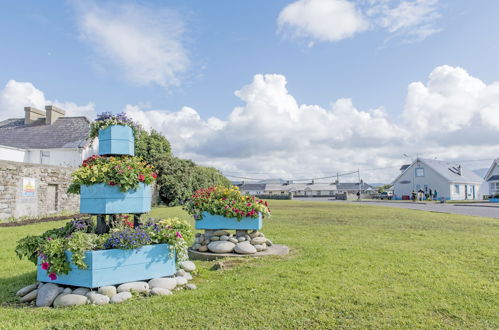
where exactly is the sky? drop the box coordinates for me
[1,0,499,183]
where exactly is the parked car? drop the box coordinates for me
[379,191,393,200]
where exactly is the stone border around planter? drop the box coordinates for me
[188,244,289,261]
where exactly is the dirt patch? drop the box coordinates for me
[0,214,84,227]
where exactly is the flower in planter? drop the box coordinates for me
[67,155,157,194]
[48,273,57,281]
[184,185,271,220]
[88,112,142,142]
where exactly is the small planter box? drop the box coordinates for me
[195,212,262,230]
[80,183,151,214]
[490,198,499,203]
[37,244,175,288]
[98,125,134,156]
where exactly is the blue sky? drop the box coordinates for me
[1,0,499,182]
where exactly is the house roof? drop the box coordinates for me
[0,117,91,149]
[484,159,499,181]
[337,182,374,190]
[265,183,337,191]
[487,175,499,182]
[393,158,483,184]
[239,183,266,191]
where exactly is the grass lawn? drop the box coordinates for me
[0,201,497,329]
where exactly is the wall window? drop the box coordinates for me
[415,167,425,177]
[454,184,460,194]
[491,182,499,193]
[40,151,50,164]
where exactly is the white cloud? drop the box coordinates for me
[125,66,499,183]
[277,0,369,44]
[278,0,441,44]
[75,2,189,88]
[0,80,95,120]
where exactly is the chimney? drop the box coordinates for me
[24,107,45,125]
[457,165,462,176]
[45,105,65,125]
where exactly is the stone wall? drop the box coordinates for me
[0,160,79,220]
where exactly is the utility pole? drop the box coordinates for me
[357,168,361,201]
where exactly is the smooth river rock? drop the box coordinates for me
[62,288,73,294]
[213,230,229,236]
[175,269,187,277]
[86,292,110,305]
[179,261,196,272]
[110,292,132,304]
[250,237,267,245]
[198,245,208,252]
[151,288,172,296]
[186,283,197,290]
[98,286,117,298]
[36,283,62,307]
[219,235,229,241]
[234,241,257,254]
[209,236,220,241]
[20,289,38,303]
[117,281,149,293]
[148,278,177,290]
[208,241,235,253]
[53,294,88,308]
[183,273,193,281]
[72,288,90,296]
[228,237,238,244]
[16,283,37,297]
[175,277,188,286]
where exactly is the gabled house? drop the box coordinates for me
[0,106,97,167]
[483,159,499,197]
[392,158,483,200]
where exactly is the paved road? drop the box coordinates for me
[294,198,499,219]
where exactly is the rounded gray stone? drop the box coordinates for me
[36,283,62,307]
[198,245,208,252]
[192,243,201,250]
[16,283,37,297]
[208,241,235,253]
[62,288,73,294]
[72,287,90,296]
[186,283,197,290]
[183,273,193,281]
[213,230,229,236]
[188,244,290,261]
[53,294,88,308]
[228,237,238,244]
[175,277,188,286]
[117,281,149,293]
[220,235,229,241]
[110,292,132,304]
[179,260,196,272]
[98,286,117,298]
[250,237,267,245]
[86,292,110,305]
[234,241,257,254]
[151,288,172,296]
[175,269,187,277]
[237,236,246,242]
[254,244,264,252]
[20,289,38,303]
[210,236,220,241]
[148,278,177,290]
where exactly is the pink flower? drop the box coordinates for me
[46,237,52,241]
[175,231,183,239]
[246,203,252,207]
[48,273,57,281]
[41,262,50,270]
[138,174,145,182]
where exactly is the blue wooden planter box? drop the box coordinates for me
[490,198,499,202]
[37,244,175,288]
[98,125,134,156]
[195,212,262,230]
[80,183,151,214]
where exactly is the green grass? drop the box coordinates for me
[0,201,497,329]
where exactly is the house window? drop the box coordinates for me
[491,183,499,193]
[415,167,424,177]
[454,184,460,194]
[40,151,50,164]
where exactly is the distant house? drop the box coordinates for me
[0,106,97,167]
[264,182,337,197]
[238,183,266,195]
[483,159,499,197]
[392,158,482,200]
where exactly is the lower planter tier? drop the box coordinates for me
[37,244,175,288]
[195,212,262,230]
[80,183,151,214]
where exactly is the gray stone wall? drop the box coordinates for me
[0,160,79,220]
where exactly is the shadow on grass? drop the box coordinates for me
[0,270,37,306]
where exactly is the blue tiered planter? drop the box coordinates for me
[80,183,152,214]
[37,244,175,288]
[98,125,134,156]
[195,212,262,230]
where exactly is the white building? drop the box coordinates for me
[483,159,499,197]
[392,158,482,200]
[0,106,97,167]
[264,182,337,197]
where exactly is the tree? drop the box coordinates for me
[135,129,171,166]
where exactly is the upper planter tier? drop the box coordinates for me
[98,125,134,156]
[195,212,262,230]
[80,183,151,214]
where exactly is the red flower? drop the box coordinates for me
[138,174,145,182]
[41,262,50,270]
[48,273,57,281]
[151,173,157,179]
[108,181,116,186]
[82,163,88,167]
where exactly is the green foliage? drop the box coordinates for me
[135,129,171,165]
[67,155,157,194]
[377,184,393,193]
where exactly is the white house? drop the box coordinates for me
[0,106,97,167]
[392,158,482,200]
[264,182,337,197]
[483,159,499,197]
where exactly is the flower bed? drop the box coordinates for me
[16,217,192,283]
